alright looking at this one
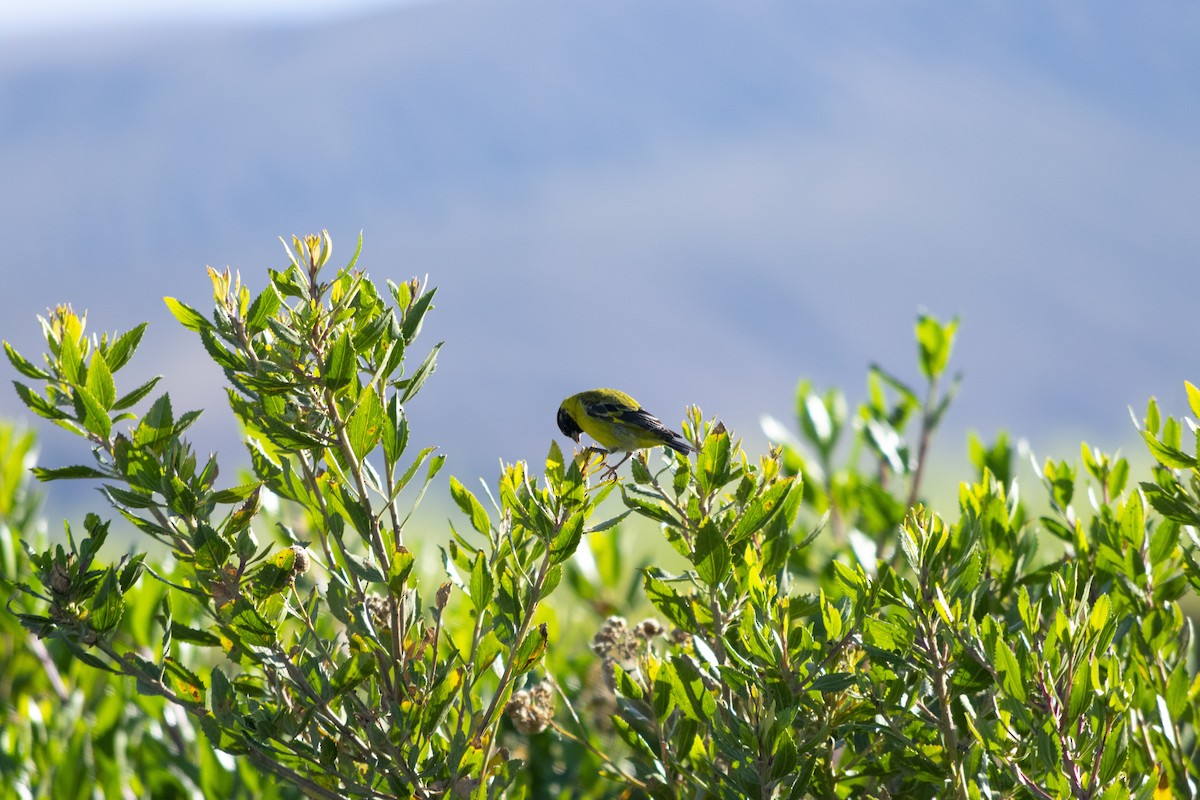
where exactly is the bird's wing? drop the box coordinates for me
[586,399,670,436]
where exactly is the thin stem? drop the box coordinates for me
[906,376,939,510]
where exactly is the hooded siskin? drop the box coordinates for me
[556,389,691,456]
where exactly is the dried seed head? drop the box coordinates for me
[505,679,556,735]
[289,546,310,577]
[634,618,665,639]
[48,562,71,595]
[591,616,641,666]
[436,582,452,611]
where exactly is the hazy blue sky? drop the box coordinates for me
[0,0,415,34]
[1,2,1197,497]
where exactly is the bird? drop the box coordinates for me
[557,389,692,476]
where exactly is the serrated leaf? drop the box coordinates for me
[246,286,281,331]
[449,477,490,536]
[4,341,50,379]
[136,394,174,447]
[398,342,441,402]
[469,549,493,613]
[473,631,503,683]
[75,385,111,439]
[32,464,107,481]
[729,479,792,544]
[1141,430,1197,470]
[193,524,232,572]
[550,510,585,565]
[670,655,716,722]
[89,569,124,634]
[12,381,68,421]
[223,598,276,647]
[104,323,147,372]
[112,376,162,411]
[512,623,548,674]
[388,547,414,594]
[330,652,376,697]
[992,637,1026,702]
[347,386,385,460]
[170,622,222,647]
[1187,381,1200,420]
[644,571,694,630]
[164,656,205,705]
[622,487,679,527]
[163,297,209,332]
[693,519,730,586]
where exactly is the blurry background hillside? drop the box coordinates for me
[1,1,1197,514]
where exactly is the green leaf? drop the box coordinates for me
[246,286,282,331]
[809,672,856,692]
[75,385,112,439]
[85,350,116,411]
[4,341,50,379]
[388,547,415,594]
[193,524,232,572]
[382,394,408,464]
[170,622,222,647]
[512,622,548,674]
[211,482,260,504]
[670,655,716,722]
[449,477,490,536]
[112,375,162,411]
[820,589,843,641]
[473,631,503,681]
[89,568,125,634]
[1142,429,1197,470]
[135,394,174,447]
[696,424,732,495]
[330,652,376,697]
[644,570,694,631]
[550,510,585,566]
[992,637,1026,702]
[347,386,385,460]
[323,332,356,389]
[58,328,83,383]
[916,314,959,380]
[400,286,436,344]
[611,663,643,701]
[1187,381,1200,420]
[32,464,107,481]
[12,381,69,421]
[398,342,441,402]
[164,656,206,705]
[693,519,730,586]
[223,598,276,647]
[105,322,147,373]
[622,487,680,527]
[251,548,299,599]
[651,662,679,719]
[469,549,493,613]
[163,297,209,332]
[729,479,793,544]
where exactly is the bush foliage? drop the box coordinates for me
[2,232,1199,798]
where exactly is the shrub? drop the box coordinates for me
[2,231,1197,798]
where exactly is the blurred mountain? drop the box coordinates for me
[1,1,1197,504]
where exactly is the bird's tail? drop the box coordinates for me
[664,434,692,455]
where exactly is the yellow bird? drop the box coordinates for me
[557,388,691,474]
